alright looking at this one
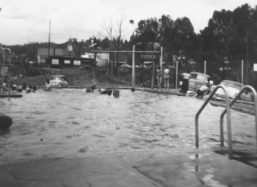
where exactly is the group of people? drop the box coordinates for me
[1,80,37,94]
[156,65,170,91]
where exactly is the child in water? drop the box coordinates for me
[44,79,51,91]
[2,80,9,94]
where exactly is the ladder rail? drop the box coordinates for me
[195,85,233,158]
[220,85,257,152]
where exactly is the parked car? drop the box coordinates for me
[179,72,211,92]
[49,75,68,87]
[214,80,243,100]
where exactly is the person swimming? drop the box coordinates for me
[113,85,119,98]
[26,86,32,93]
[86,84,96,92]
[2,80,9,94]
[99,88,113,95]
[194,81,210,98]
[44,79,51,91]
[32,85,37,92]
[22,83,27,90]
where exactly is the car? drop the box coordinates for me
[215,80,243,100]
[49,75,68,87]
[179,72,211,92]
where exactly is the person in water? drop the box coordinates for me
[32,85,37,92]
[99,88,113,95]
[163,65,170,91]
[2,80,9,94]
[44,79,51,91]
[22,83,27,90]
[86,84,96,92]
[156,65,163,91]
[26,86,32,93]
[194,81,210,98]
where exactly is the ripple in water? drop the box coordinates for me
[0,89,255,164]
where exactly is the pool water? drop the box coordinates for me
[0,89,256,165]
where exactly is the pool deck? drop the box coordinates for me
[136,87,179,95]
[1,148,257,187]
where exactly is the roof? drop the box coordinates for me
[50,75,66,78]
[38,48,76,58]
[221,80,243,85]
[38,48,63,56]
[190,72,210,77]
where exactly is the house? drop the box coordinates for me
[0,49,12,66]
[37,48,76,64]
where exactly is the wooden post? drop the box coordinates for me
[241,60,244,84]
[176,61,178,89]
[160,47,163,69]
[93,52,96,84]
[132,45,135,88]
[151,54,155,90]
[204,60,206,75]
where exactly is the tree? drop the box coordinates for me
[100,14,127,76]
[199,4,257,85]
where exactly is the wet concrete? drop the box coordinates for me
[1,149,257,187]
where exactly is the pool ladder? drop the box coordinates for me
[195,85,257,158]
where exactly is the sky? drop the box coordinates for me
[0,0,256,45]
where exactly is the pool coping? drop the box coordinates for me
[0,148,257,187]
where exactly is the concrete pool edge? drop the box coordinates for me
[0,149,257,187]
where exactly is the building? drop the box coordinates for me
[37,48,76,64]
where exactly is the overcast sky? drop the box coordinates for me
[0,0,256,45]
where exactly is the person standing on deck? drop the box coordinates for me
[163,65,170,91]
[156,65,163,91]
[181,73,190,93]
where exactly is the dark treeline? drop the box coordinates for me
[3,3,257,86]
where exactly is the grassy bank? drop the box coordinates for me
[9,68,134,88]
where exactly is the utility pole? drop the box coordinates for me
[48,20,51,75]
[246,30,249,85]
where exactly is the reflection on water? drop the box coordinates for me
[0,89,256,164]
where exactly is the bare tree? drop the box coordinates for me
[100,13,127,76]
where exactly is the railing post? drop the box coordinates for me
[195,85,231,153]
[220,116,224,147]
[220,85,257,157]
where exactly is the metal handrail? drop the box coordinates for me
[195,85,233,158]
[220,85,257,152]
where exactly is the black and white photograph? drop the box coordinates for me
[0,0,257,186]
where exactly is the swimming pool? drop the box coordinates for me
[0,89,256,165]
